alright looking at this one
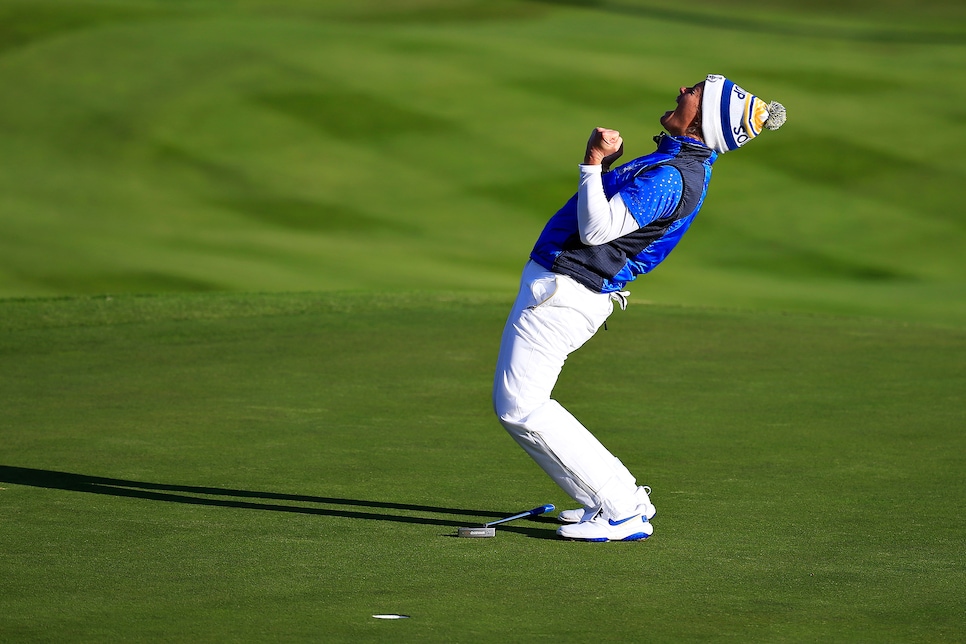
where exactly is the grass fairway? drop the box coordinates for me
[2,293,963,641]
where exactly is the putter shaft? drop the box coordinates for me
[484,503,554,528]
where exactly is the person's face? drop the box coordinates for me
[660,82,704,137]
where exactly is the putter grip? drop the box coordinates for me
[530,504,555,515]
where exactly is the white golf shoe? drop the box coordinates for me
[557,486,656,524]
[556,510,654,542]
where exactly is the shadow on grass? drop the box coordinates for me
[0,465,559,540]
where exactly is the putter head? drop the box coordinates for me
[457,526,496,538]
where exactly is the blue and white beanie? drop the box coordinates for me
[701,74,786,154]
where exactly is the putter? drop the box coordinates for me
[457,504,555,538]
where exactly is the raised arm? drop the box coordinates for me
[577,127,639,246]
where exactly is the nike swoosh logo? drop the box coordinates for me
[608,515,639,526]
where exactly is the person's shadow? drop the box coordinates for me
[0,465,559,539]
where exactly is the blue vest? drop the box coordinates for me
[530,135,716,293]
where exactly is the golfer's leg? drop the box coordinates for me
[493,267,640,518]
[504,399,640,519]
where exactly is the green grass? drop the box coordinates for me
[0,0,964,325]
[1,292,963,641]
[2,1,965,641]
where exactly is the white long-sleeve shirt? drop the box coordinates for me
[576,164,640,246]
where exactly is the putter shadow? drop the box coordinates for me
[0,465,558,537]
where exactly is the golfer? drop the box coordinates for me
[493,75,785,541]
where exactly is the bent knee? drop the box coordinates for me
[492,393,517,424]
[494,386,550,428]
[493,396,534,430]
[492,377,513,419]
[493,390,521,424]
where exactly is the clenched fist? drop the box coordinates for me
[584,127,624,170]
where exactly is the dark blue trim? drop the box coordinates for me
[720,79,738,151]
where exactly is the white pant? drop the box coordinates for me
[493,261,642,520]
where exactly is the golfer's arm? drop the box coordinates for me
[577,165,639,246]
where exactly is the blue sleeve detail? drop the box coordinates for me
[618,165,682,227]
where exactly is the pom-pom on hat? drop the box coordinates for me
[701,74,786,154]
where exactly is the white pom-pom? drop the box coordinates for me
[764,101,786,130]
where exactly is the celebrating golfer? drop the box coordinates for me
[493,75,786,541]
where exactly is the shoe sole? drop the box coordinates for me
[561,533,651,542]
